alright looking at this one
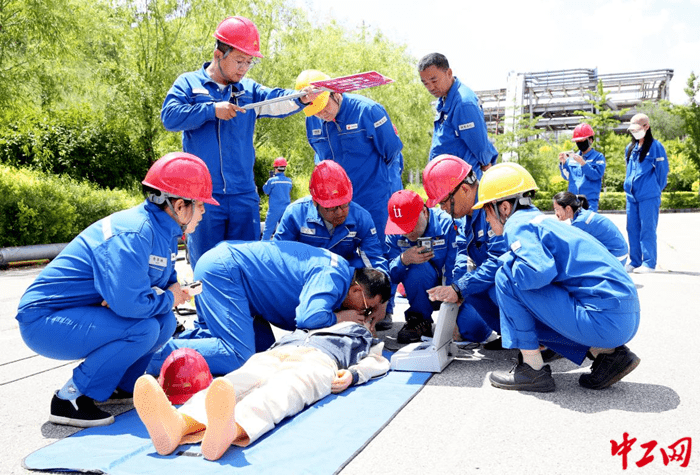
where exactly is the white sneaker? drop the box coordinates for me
[635,266,655,274]
[624,264,636,273]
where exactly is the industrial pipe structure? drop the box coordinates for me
[0,244,68,268]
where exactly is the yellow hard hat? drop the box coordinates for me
[472,162,538,210]
[295,69,331,117]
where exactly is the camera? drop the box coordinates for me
[269,170,275,178]
[417,237,432,253]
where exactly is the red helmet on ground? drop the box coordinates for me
[157,348,213,405]
[309,161,353,208]
[273,157,288,168]
[422,154,473,207]
[143,152,219,206]
[386,190,425,234]
[572,123,595,142]
[214,16,263,58]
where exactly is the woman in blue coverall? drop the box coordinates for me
[558,123,606,212]
[623,113,669,273]
[15,152,218,427]
[553,191,629,265]
[472,162,641,393]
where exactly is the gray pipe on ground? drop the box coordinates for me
[0,244,68,267]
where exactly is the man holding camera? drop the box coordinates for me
[383,190,458,343]
[558,123,606,212]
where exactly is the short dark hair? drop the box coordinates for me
[353,268,391,303]
[553,191,589,212]
[418,53,450,72]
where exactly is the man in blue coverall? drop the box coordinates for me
[261,157,293,240]
[147,241,391,376]
[15,152,219,427]
[471,162,640,393]
[274,160,387,273]
[558,123,606,212]
[422,154,504,346]
[623,113,669,273]
[382,190,458,343]
[295,69,404,252]
[161,16,317,269]
[418,53,498,179]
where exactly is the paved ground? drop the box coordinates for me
[1,212,699,474]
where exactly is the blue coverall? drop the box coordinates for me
[623,139,669,269]
[428,77,498,180]
[274,196,387,274]
[385,208,457,321]
[570,209,629,264]
[496,208,640,365]
[559,148,606,211]
[148,241,356,375]
[452,207,507,343]
[261,171,292,240]
[161,63,305,268]
[15,201,180,401]
[304,93,403,252]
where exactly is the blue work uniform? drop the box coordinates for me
[623,139,669,269]
[496,208,640,365]
[428,77,498,180]
[452,207,507,343]
[15,201,180,401]
[570,209,628,265]
[274,196,387,274]
[559,148,606,211]
[305,93,403,252]
[385,208,457,320]
[161,63,305,268]
[261,171,293,240]
[148,241,355,375]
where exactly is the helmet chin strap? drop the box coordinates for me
[165,197,193,233]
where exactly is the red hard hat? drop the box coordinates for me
[157,348,213,405]
[422,154,473,207]
[309,161,353,208]
[572,123,594,142]
[386,190,425,234]
[214,16,263,58]
[273,157,288,167]
[142,152,219,206]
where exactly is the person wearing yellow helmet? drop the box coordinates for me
[473,163,641,393]
[295,69,404,254]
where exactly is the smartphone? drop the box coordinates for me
[269,170,274,178]
[417,237,432,253]
[182,281,203,296]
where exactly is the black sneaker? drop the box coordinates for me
[579,345,640,390]
[95,387,134,405]
[50,392,115,427]
[489,361,556,392]
[397,313,433,344]
[375,313,393,332]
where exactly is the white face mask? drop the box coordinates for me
[631,128,646,140]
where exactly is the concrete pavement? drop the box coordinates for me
[1,212,699,474]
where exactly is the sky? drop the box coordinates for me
[295,0,700,104]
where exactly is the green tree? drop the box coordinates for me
[577,80,628,164]
[678,72,700,192]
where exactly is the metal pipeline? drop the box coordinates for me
[0,243,68,267]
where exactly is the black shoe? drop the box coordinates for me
[50,392,115,427]
[375,313,393,332]
[397,313,433,344]
[95,387,134,405]
[489,362,556,392]
[482,337,504,350]
[579,345,640,390]
[540,348,563,363]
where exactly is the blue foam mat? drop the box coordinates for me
[24,369,431,475]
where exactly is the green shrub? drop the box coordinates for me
[0,110,149,190]
[0,165,141,247]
